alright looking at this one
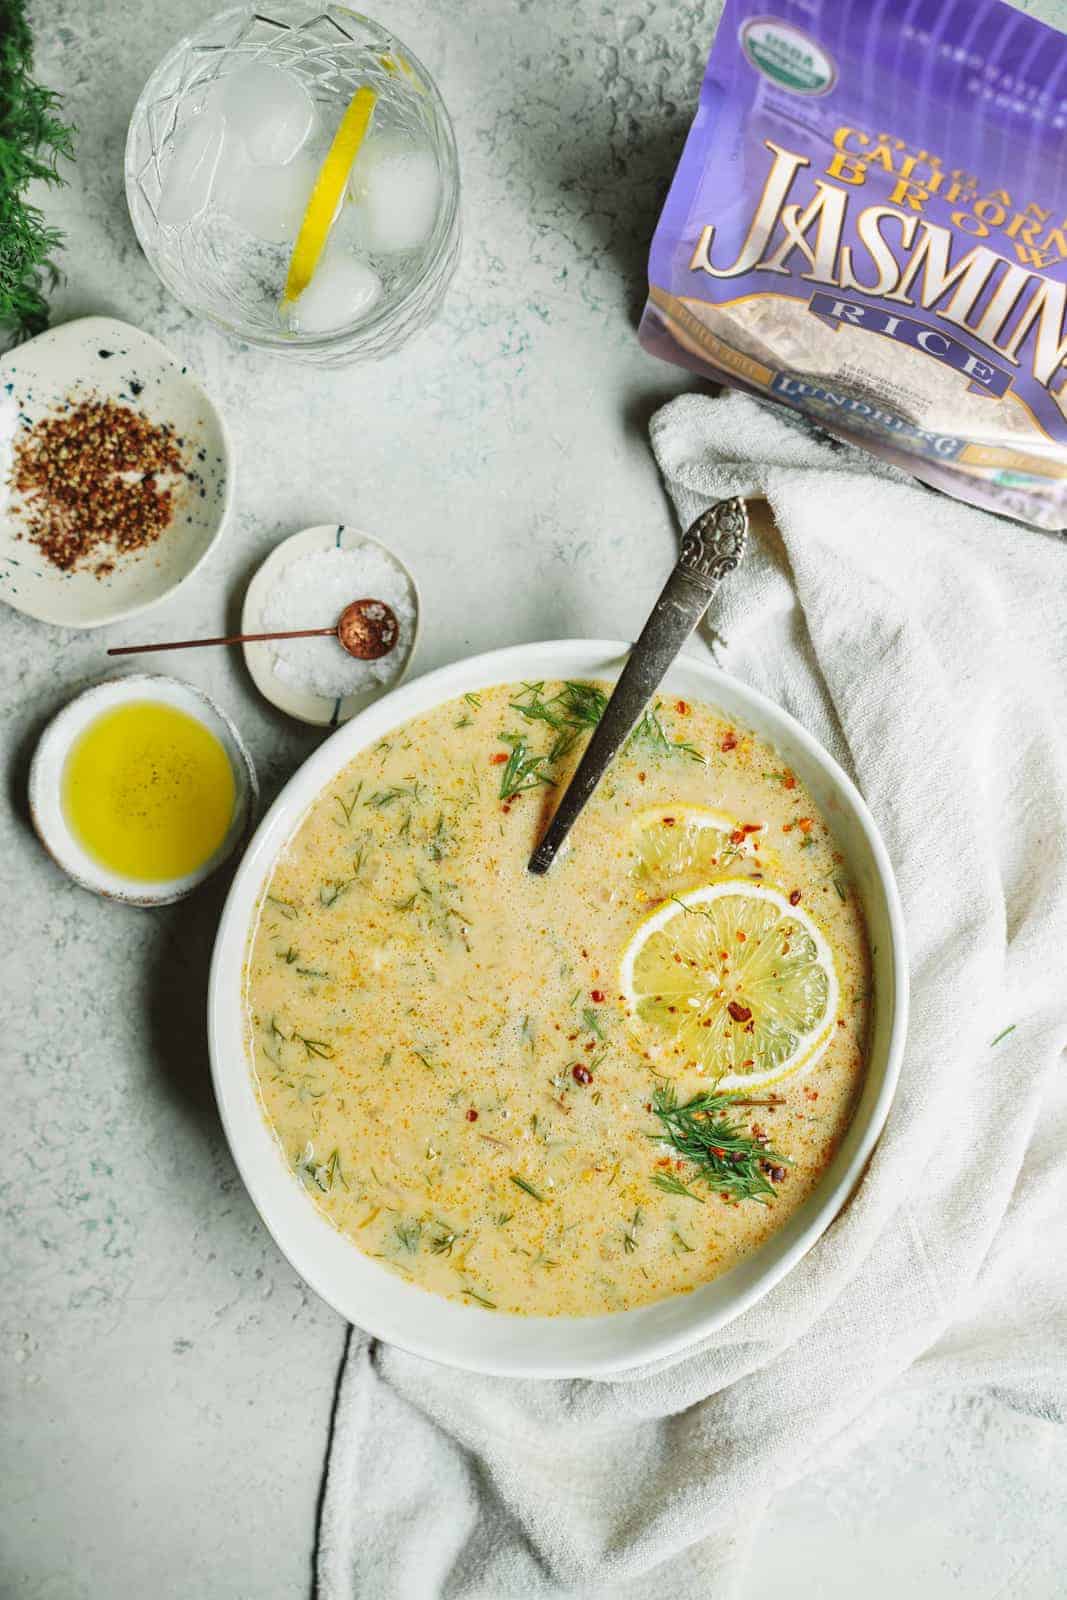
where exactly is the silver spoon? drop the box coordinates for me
[528,498,748,875]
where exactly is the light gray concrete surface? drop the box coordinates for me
[4,2,1066,1597]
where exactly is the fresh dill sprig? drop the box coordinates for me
[498,735,555,801]
[650,1170,706,1204]
[266,894,298,919]
[622,1207,643,1254]
[509,1173,546,1203]
[365,784,420,809]
[394,1218,422,1254]
[990,1024,1016,1047]
[630,702,706,764]
[0,10,74,346]
[649,1082,786,1203]
[581,1007,605,1040]
[292,1032,334,1060]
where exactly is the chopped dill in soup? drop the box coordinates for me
[244,680,870,1317]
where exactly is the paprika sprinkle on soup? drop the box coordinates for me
[9,393,189,574]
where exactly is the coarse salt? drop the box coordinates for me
[260,544,415,701]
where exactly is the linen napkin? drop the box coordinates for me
[317,391,1067,1600]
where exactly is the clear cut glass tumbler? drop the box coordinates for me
[125,2,460,366]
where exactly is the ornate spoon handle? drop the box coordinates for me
[528,498,748,876]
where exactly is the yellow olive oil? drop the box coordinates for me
[62,701,236,883]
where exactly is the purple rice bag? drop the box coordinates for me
[640,0,1067,529]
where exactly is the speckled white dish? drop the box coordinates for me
[30,673,257,906]
[241,523,420,727]
[0,316,232,629]
[208,639,908,1378]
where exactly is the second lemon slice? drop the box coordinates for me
[630,804,757,894]
[282,85,377,306]
[619,880,838,1091]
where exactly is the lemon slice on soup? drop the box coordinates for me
[619,879,838,1090]
[631,805,752,891]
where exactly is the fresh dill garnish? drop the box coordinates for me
[462,1287,496,1309]
[293,1144,346,1193]
[509,1173,546,1203]
[649,1082,786,1203]
[493,1211,514,1227]
[428,1223,462,1256]
[498,736,555,801]
[394,891,419,911]
[365,784,420,809]
[671,1230,695,1253]
[581,1007,605,1040]
[426,813,454,861]
[990,1024,1017,1047]
[266,894,298,919]
[319,879,351,908]
[507,681,607,765]
[0,10,74,345]
[622,1207,643,1253]
[394,1218,422,1254]
[650,1171,706,1204]
[278,946,299,965]
[295,967,329,980]
[413,1050,436,1072]
[630,701,706,764]
[292,1033,334,1061]
[454,714,473,728]
[463,692,483,709]
[832,874,848,901]
[333,784,362,825]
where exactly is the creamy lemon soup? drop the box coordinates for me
[245,681,869,1317]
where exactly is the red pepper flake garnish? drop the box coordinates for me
[730,829,745,844]
[465,1108,479,1122]
[10,394,190,575]
[783,773,797,790]
[804,1087,819,1101]
[490,752,508,765]
[789,889,802,906]
[662,816,676,828]
[675,699,690,714]
[741,822,762,834]
[572,1063,593,1085]
[590,989,605,1003]
[727,1001,753,1023]
[797,817,813,832]
[782,822,794,833]
[721,731,738,752]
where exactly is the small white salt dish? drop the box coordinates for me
[241,524,420,727]
[29,674,258,907]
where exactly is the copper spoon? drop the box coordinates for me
[107,598,401,662]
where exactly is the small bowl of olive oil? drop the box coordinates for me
[30,675,257,905]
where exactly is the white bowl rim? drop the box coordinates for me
[208,639,909,1378]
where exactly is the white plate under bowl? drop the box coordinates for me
[241,523,420,727]
[208,640,909,1379]
[30,673,258,906]
[0,316,232,628]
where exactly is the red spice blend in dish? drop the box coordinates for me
[9,394,190,574]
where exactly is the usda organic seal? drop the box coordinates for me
[740,17,836,95]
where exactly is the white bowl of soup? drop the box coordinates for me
[208,640,907,1377]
